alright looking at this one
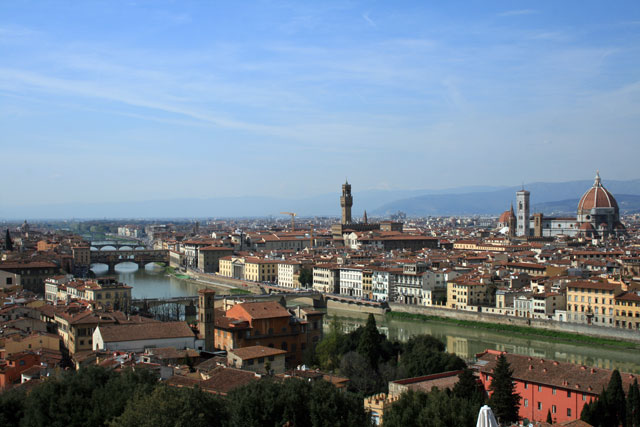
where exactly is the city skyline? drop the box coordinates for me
[2,1,640,207]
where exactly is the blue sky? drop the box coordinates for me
[1,1,640,206]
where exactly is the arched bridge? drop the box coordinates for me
[90,249,169,273]
[91,240,147,251]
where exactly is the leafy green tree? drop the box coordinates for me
[453,368,485,404]
[340,351,386,395]
[399,335,465,378]
[627,379,640,427]
[0,387,25,426]
[111,385,228,427]
[298,267,313,288]
[227,378,368,427]
[314,318,346,371]
[487,354,520,425]
[384,389,483,427]
[21,366,157,427]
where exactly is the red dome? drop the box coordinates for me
[498,210,514,223]
[579,222,594,230]
[577,172,618,212]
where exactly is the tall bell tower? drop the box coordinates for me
[198,288,216,352]
[340,180,353,225]
[516,188,530,237]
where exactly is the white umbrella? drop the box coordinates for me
[476,405,499,427]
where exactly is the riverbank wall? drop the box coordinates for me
[326,299,387,315]
[389,303,640,344]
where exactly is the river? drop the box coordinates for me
[91,263,640,374]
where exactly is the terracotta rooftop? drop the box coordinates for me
[230,345,287,360]
[199,366,260,395]
[97,321,195,343]
[476,350,637,395]
[229,301,291,320]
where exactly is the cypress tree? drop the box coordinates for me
[628,379,640,427]
[607,370,627,427]
[5,229,12,251]
[488,353,521,425]
[547,409,553,424]
[356,314,382,369]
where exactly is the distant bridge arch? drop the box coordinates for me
[90,249,169,273]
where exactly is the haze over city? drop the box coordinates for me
[2,1,640,213]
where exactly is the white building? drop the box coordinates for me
[312,264,340,294]
[340,267,363,297]
[93,321,196,352]
[371,269,392,302]
[278,261,301,288]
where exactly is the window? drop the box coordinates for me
[552,405,556,414]
[567,391,571,398]
[537,402,542,410]
[552,388,556,395]
[268,356,275,361]
[524,383,528,389]
[258,358,264,364]
[281,342,288,351]
[247,359,254,366]
[567,408,572,417]
[524,399,528,408]
[538,385,542,392]
[582,394,586,401]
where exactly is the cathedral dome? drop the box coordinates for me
[498,208,515,224]
[577,172,618,212]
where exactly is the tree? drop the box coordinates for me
[547,409,553,424]
[314,318,346,371]
[627,379,640,427]
[453,368,485,404]
[0,388,25,426]
[356,314,384,369]
[488,353,521,425]
[399,335,465,378]
[227,377,368,427]
[298,267,313,288]
[384,389,483,427]
[5,229,12,251]
[111,385,228,427]
[607,370,627,427]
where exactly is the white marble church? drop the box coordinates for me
[498,172,625,239]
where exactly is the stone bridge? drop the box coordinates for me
[91,240,146,251]
[90,249,169,273]
[131,295,198,310]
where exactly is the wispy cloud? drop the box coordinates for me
[363,12,376,27]
[498,9,538,17]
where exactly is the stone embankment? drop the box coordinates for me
[389,303,640,344]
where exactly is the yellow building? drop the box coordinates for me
[244,257,279,283]
[364,393,400,426]
[55,309,117,354]
[566,280,619,326]
[446,279,494,310]
[614,291,640,330]
[45,278,132,311]
[1,332,60,357]
[362,269,373,299]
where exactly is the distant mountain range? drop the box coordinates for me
[372,179,640,217]
[3,180,640,220]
